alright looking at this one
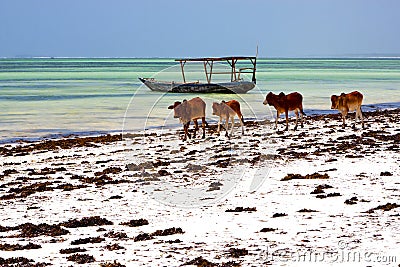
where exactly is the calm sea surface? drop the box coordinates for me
[1,58,400,143]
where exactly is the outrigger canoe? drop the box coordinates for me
[139,56,257,94]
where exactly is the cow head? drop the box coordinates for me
[212,102,221,116]
[263,92,275,106]
[168,101,182,118]
[330,95,339,109]
[168,99,190,123]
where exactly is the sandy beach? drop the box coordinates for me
[0,109,399,266]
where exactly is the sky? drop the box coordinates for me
[0,0,399,58]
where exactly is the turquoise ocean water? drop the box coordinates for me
[0,58,399,143]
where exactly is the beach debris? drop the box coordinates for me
[0,134,122,156]
[67,253,96,264]
[100,260,127,267]
[120,219,149,227]
[183,256,217,266]
[380,171,393,176]
[281,172,329,181]
[104,231,128,239]
[225,207,257,212]
[134,233,153,242]
[104,243,125,251]
[183,256,240,267]
[157,169,170,176]
[365,203,400,213]
[228,247,249,258]
[344,197,358,205]
[0,257,50,266]
[207,182,222,191]
[94,167,123,176]
[310,184,333,194]
[10,223,70,238]
[297,209,318,213]
[59,247,87,254]
[260,228,276,232]
[272,213,287,218]
[61,216,113,228]
[152,227,184,237]
[0,242,41,251]
[134,227,184,242]
[71,237,105,245]
[315,192,342,199]
[126,161,153,171]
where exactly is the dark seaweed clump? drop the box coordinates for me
[100,261,127,267]
[61,216,113,228]
[366,203,400,213]
[134,227,184,242]
[71,236,105,245]
[59,247,87,254]
[281,172,329,181]
[228,248,249,258]
[120,219,149,227]
[0,242,41,251]
[183,256,241,267]
[225,207,256,212]
[67,253,96,264]
[0,257,50,267]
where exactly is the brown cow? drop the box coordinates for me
[212,100,244,137]
[263,92,306,131]
[168,97,207,141]
[330,91,364,129]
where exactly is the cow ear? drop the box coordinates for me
[168,105,173,109]
[279,92,285,97]
[221,100,226,103]
[183,99,187,102]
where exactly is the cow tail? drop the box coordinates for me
[301,110,306,116]
[240,114,245,124]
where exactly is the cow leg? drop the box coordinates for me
[230,116,235,136]
[201,117,206,139]
[284,110,289,131]
[359,107,365,129]
[225,116,229,137]
[216,117,222,136]
[274,111,279,129]
[342,114,346,129]
[294,110,299,131]
[239,115,244,135]
[183,122,191,141]
[355,107,364,129]
[193,120,199,138]
[300,109,304,128]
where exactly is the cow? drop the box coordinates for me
[168,97,207,141]
[263,92,306,131]
[330,91,364,129]
[212,100,244,137]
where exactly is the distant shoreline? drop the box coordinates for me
[2,56,400,60]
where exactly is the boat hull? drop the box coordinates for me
[139,78,255,94]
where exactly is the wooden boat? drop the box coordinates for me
[139,56,257,94]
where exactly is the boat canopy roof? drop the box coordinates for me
[174,56,257,84]
[175,56,256,62]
